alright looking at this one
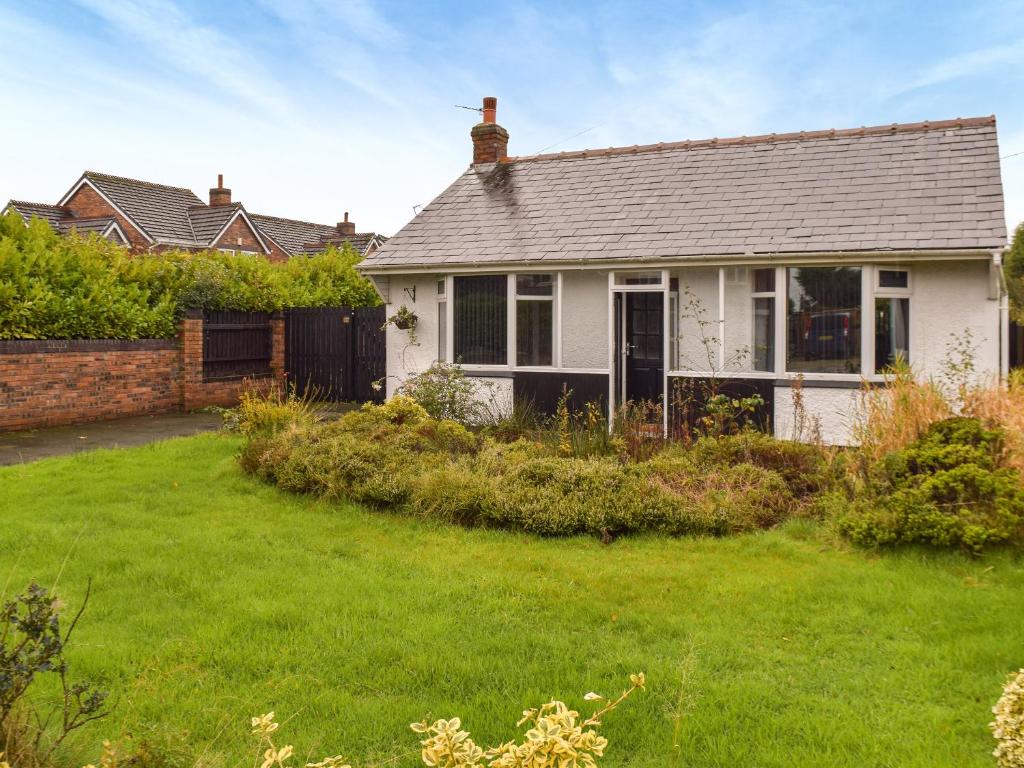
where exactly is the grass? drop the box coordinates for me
[0,433,1022,767]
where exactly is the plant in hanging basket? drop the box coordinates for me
[388,305,418,331]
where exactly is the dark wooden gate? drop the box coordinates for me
[284,307,385,403]
[202,310,272,381]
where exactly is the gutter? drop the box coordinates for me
[358,248,999,276]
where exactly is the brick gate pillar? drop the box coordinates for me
[181,309,204,410]
[270,311,286,392]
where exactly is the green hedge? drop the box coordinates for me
[0,212,380,340]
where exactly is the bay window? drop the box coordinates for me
[516,274,554,366]
[453,275,507,365]
[786,266,862,374]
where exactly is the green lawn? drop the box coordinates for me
[1,433,1021,767]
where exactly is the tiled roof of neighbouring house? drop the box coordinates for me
[5,171,384,256]
[82,171,205,245]
[361,116,1007,269]
[248,213,340,255]
[4,201,71,229]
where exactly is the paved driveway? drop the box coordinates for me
[0,412,223,466]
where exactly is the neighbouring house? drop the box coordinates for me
[3,171,386,261]
[359,97,1009,444]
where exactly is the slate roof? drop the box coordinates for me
[4,201,71,229]
[80,171,204,244]
[361,116,1007,270]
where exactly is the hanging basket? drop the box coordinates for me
[388,306,418,331]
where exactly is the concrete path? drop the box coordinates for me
[0,412,223,466]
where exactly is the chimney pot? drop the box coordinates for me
[209,174,231,207]
[337,211,355,235]
[482,96,497,124]
[471,96,509,164]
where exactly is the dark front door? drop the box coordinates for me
[625,292,664,403]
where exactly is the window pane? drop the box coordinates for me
[753,268,775,293]
[878,269,909,289]
[436,279,446,296]
[516,273,553,296]
[454,275,507,365]
[753,297,775,372]
[516,300,553,366]
[787,266,862,373]
[438,302,447,362]
[875,297,909,372]
[615,271,662,286]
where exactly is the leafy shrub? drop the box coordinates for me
[398,362,484,423]
[0,582,109,768]
[837,417,1024,552]
[992,668,1024,768]
[0,211,379,340]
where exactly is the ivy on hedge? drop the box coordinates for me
[0,212,380,340]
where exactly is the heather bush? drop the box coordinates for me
[837,417,1024,552]
[687,431,834,498]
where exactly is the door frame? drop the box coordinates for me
[607,269,671,434]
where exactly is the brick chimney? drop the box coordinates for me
[471,96,509,164]
[337,212,355,235]
[209,174,231,206]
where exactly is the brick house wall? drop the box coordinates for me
[212,214,271,257]
[63,184,149,249]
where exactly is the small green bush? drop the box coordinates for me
[837,417,1024,552]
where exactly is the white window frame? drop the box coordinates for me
[872,265,913,373]
[437,276,447,363]
[442,271,565,372]
[750,268,777,374]
[513,273,557,368]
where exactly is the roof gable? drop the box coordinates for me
[362,116,1007,270]
[59,172,204,245]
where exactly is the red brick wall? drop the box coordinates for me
[0,315,286,432]
[63,184,149,250]
[213,214,268,256]
[0,340,182,430]
[181,312,284,411]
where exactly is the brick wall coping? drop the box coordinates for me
[0,338,179,354]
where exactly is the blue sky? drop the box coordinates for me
[1,0,1023,236]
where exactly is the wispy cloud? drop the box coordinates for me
[896,38,1024,94]
[72,0,299,121]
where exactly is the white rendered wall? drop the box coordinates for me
[909,260,999,381]
[560,270,609,370]
[383,273,441,397]
[675,267,720,371]
[773,386,864,445]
